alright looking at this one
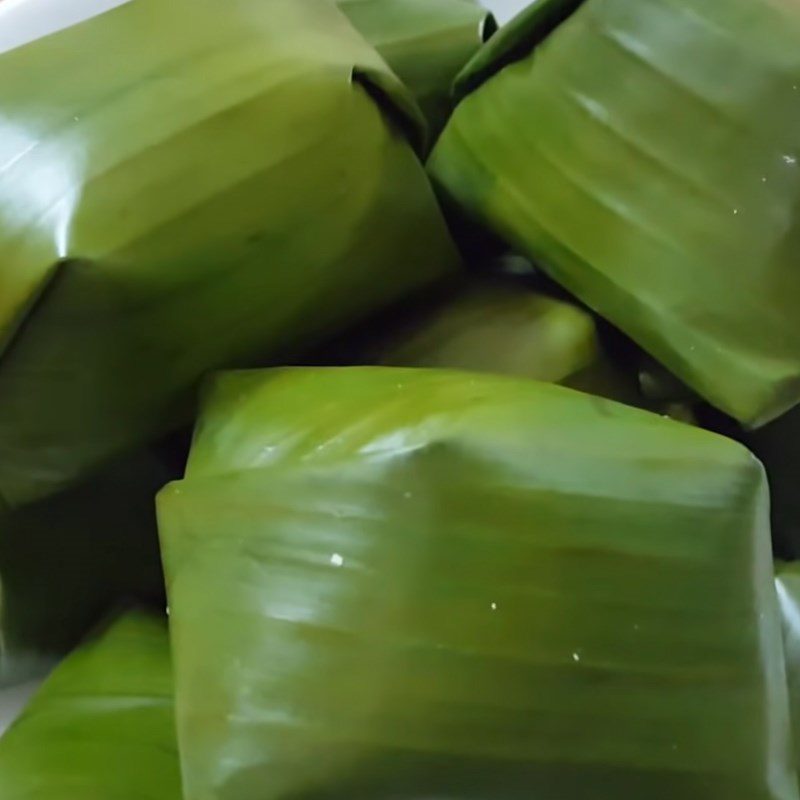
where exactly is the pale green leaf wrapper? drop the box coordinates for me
[777,563,800,780]
[338,0,496,141]
[430,0,800,426]
[0,0,459,508]
[0,612,180,800]
[159,367,795,800]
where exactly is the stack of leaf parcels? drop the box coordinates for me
[1,1,799,800]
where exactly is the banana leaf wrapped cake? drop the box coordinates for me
[0,0,459,509]
[0,612,179,800]
[158,367,795,800]
[429,0,800,426]
[0,1,798,797]
[0,0,458,671]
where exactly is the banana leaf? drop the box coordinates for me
[322,266,698,416]
[454,0,585,97]
[0,0,459,509]
[350,275,658,406]
[429,0,800,427]
[158,367,794,800]
[776,563,800,776]
[0,612,180,800]
[742,407,800,559]
[0,448,173,685]
[692,403,800,559]
[337,0,496,140]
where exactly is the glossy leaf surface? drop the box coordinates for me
[430,0,800,426]
[776,563,800,777]
[744,407,800,559]
[454,0,584,96]
[0,612,179,800]
[160,367,794,800]
[0,0,458,508]
[338,0,496,139]
[354,276,643,404]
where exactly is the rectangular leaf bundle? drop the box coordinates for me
[159,367,794,800]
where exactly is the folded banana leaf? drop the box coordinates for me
[159,367,794,800]
[337,0,496,140]
[0,612,180,800]
[0,0,459,508]
[776,563,800,775]
[694,401,800,558]
[742,407,800,559]
[326,267,700,417]
[0,449,172,685]
[429,0,800,427]
[351,275,653,405]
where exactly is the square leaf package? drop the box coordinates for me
[0,0,458,508]
[159,367,795,800]
[430,0,800,426]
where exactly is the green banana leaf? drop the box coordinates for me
[365,278,610,376]
[0,448,173,685]
[0,612,180,800]
[429,0,800,427]
[159,367,794,800]
[693,403,800,559]
[337,0,496,140]
[348,274,657,406]
[0,0,459,509]
[321,266,698,416]
[776,563,800,776]
[453,0,585,97]
[742,407,800,559]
